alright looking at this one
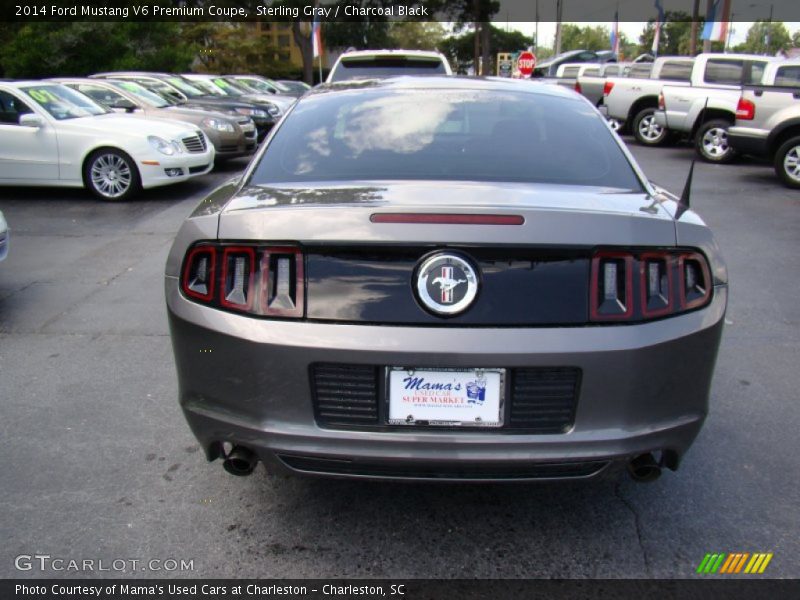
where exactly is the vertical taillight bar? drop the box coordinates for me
[678,252,711,310]
[590,251,633,320]
[181,246,216,302]
[220,246,256,311]
[260,247,305,318]
[640,252,673,317]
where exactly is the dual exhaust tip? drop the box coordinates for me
[218,445,667,482]
[222,446,258,476]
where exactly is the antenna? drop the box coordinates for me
[679,160,695,208]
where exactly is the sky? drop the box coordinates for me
[503,21,800,50]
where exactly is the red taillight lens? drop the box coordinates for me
[678,252,712,310]
[590,252,634,320]
[574,81,582,94]
[180,243,304,318]
[220,246,256,311]
[590,249,711,322]
[182,246,215,302]
[736,97,755,120]
[603,81,614,96]
[639,252,674,317]
[658,92,665,110]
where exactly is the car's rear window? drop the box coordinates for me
[250,88,643,191]
[774,65,800,87]
[330,57,447,82]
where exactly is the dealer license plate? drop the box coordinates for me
[387,367,505,427]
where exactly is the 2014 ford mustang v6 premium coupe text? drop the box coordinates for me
[165,77,727,483]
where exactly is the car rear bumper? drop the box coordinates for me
[728,127,770,158]
[166,277,727,482]
[653,110,667,128]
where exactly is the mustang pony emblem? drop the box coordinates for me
[432,267,466,303]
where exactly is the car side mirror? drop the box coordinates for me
[110,98,138,113]
[19,113,44,128]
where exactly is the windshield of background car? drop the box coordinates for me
[330,57,447,82]
[186,78,227,96]
[237,78,278,94]
[166,77,206,97]
[113,81,170,107]
[212,78,248,95]
[22,84,108,120]
[250,87,643,190]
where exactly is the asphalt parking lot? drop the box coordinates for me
[1,141,798,580]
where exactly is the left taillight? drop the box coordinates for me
[180,243,304,318]
[590,249,712,322]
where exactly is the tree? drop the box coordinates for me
[389,22,446,50]
[739,21,793,55]
[0,22,194,78]
[560,24,611,52]
[439,25,532,74]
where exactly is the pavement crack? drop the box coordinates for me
[614,482,651,576]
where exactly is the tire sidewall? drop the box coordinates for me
[633,108,667,146]
[83,148,141,201]
[774,136,800,189]
[696,119,736,164]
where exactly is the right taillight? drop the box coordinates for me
[590,249,712,322]
[736,97,755,120]
[181,242,304,318]
[603,81,614,96]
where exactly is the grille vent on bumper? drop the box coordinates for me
[311,364,380,426]
[509,368,580,433]
[182,134,208,153]
[311,364,580,432]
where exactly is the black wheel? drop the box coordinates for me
[774,135,800,189]
[632,107,668,146]
[83,148,141,201]
[695,119,736,164]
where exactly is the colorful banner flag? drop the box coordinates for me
[610,11,620,55]
[652,0,665,55]
[312,19,323,59]
[701,0,732,42]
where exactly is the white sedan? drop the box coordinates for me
[0,81,215,201]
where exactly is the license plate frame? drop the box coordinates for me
[386,367,505,428]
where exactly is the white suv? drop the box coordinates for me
[327,50,452,83]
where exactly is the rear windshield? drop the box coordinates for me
[775,65,800,87]
[660,61,693,81]
[330,57,447,82]
[250,88,643,190]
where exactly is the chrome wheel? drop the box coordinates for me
[783,145,800,184]
[701,127,731,159]
[90,154,132,199]
[607,118,622,132]
[637,114,664,143]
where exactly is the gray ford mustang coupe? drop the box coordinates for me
[166,77,727,483]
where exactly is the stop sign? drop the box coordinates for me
[517,51,536,77]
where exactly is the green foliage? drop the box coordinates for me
[0,22,194,78]
[738,21,792,55]
[389,22,446,51]
[439,25,532,73]
[560,24,611,52]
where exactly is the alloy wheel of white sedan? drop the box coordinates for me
[85,149,140,201]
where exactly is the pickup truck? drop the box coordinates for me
[728,60,800,188]
[574,63,631,112]
[654,53,778,163]
[600,56,694,145]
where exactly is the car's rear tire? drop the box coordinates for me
[774,136,800,189]
[695,119,736,164]
[83,148,141,201]
[632,108,668,146]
